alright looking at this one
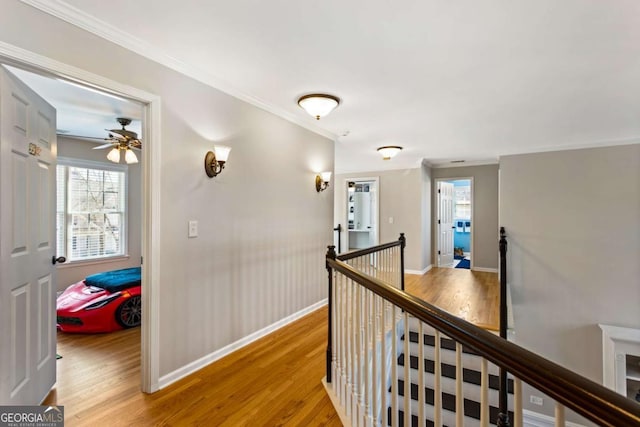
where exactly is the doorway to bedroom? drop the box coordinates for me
[435,178,473,269]
[1,62,147,402]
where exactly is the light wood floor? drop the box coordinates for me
[405,267,500,331]
[45,267,498,426]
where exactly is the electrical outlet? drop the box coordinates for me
[188,220,198,238]
[530,395,543,406]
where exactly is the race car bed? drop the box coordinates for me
[56,267,142,333]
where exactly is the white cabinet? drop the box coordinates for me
[600,324,640,402]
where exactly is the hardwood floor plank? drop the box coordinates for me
[45,308,341,426]
[405,267,500,331]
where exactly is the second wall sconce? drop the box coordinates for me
[316,171,332,192]
[204,145,232,178]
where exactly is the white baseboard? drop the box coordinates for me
[158,299,328,389]
[322,377,352,427]
[406,264,432,275]
[471,266,498,273]
[523,409,585,427]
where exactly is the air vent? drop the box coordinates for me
[450,160,466,164]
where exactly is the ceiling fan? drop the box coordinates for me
[91,117,142,164]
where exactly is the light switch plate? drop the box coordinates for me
[188,220,198,238]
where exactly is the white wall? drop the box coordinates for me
[500,144,640,420]
[335,167,431,273]
[55,137,142,291]
[0,1,334,378]
[432,164,499,270]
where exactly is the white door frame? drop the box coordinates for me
[434,177,474,269]
[0,41,162,393]
[342,177,379,253]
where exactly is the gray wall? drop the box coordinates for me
[432,164,499,270]
[0,1,334,378]
[500,145,640,419]
[335,167,431,272]
[56,137,142,291]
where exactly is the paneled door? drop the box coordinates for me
[438,181,454,266]
[0,66,57,404]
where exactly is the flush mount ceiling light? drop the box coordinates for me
[377,146,403,160]
[298,94,340,120]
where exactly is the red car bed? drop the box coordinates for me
[56,267,141,333]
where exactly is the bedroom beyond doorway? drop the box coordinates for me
[435,178,472,269]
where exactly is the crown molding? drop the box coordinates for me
[429,158,499,169]
[497,137,640,160]
[20,0,338,142]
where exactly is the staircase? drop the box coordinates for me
[324,232,640,427]
[390,318,514,426]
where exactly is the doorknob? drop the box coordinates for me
[52,256,66,265]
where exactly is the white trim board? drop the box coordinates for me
[159,300,328,389]
[523,409,585,427]
[472,267,498,273]
[20,0,337,142]
[405,265,432,275]
[0,40,162,394]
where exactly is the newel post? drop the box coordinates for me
[497,226,511,427]
[399,233,406,291]
[325,245,336,383]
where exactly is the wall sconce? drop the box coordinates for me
[315,171,332,192]
[377,145,403,160]
[298,94,340,120]
[204,145,232,178]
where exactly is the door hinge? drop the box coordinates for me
[141,256,143,265]
[438,250,441,255]
[438,189,441,194]
[438,219,441,224]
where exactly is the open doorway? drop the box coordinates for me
[0,47,159,403]
[435,178,473,269]
[344,178,379,252]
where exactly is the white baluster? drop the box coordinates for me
[456,342,463,426]
[371,292,379,426]
[555,402,565,427]
[404,312,410,427]
[381,298,388,427]
[391,305,399,427]
[514,377,523,427]
[364,289,371,424]
[480,358,489,427]
[418,321,425,426]
[434,330,442,427]
[354,283,361,426]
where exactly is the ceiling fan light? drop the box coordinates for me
[377,146,403,160]
[124,148,138,164]
[298,94,340,120]
[107,147,120,163]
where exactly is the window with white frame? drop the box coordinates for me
[56,158,127,262]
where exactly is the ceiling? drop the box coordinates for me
[6,66,143,142]
[20,0,640,172]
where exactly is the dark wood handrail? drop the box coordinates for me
[336,235,404,261]
[327,257,640,427]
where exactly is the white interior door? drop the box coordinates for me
[0,66,57,404]
[438,181,454,266]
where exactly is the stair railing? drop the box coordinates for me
[324,234,640,427]
[325,234,406,384]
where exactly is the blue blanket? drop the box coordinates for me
[85,267,141,293]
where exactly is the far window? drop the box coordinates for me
[454,185,471,219]
[56,159,127,262]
